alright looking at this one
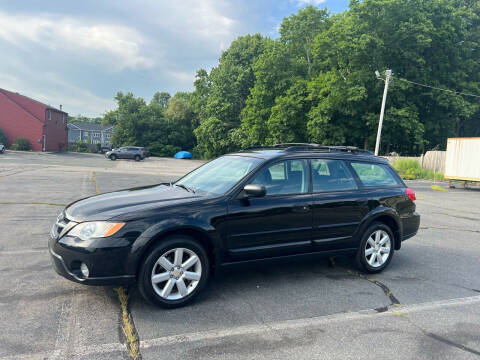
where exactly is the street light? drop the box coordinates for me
[374,69,392,156]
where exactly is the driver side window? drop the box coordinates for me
[250,159,308,196]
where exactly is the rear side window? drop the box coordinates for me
[350,162,399,187]
[311,159,357,192]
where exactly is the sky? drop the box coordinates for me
[0,0,349,117]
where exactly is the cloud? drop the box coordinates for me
[0,1,297,116]
[0,70,114,117]
[292,0,326,5]
[0,11,154,71]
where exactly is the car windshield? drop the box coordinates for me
[175,155,263,195]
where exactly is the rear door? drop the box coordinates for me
[118,147,127,159]
[311,159,367,251]
[227,159,313,261]
[127,147,137,159]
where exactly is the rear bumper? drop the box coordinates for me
[401,211,420,241]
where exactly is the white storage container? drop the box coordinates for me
[444,137,480,182]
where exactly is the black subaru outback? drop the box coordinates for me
[49,144,420,308]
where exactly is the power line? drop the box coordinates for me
[395,77,480,99]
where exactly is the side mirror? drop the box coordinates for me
[243,184,266,198]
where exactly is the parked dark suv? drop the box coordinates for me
[49,144,420,308]
[105,146,146,161]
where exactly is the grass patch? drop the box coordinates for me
[115,287,141,359]
[431,185,447,191]
[392,159,444,181]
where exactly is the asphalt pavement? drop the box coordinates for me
[0,151,479,360]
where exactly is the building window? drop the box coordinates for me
[47,110,52,120]
[62,114,65,123]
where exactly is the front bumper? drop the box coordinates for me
[49,236,136,286]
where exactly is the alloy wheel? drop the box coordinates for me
[151,247,202,300]
[364,230,391,268]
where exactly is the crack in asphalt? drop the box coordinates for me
[0,201,66,206]
[91,172,100,194]
[0,165,53,177]
[345,269,400,307]
[426,332,480,356]
[115,287,142,360]
[431,211,480,222]
[393,311,480,356]
[329,258,400,311]
[420,226,480,234]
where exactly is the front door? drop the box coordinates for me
[227,159,313,261]
[310,159,367,251]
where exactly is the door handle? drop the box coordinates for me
[293,204,310,213]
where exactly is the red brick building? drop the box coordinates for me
[0,88,68,151]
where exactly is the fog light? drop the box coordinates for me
[80,262,89,278]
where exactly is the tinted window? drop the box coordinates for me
[251,159,308,195]
[311,159,357,192]
[350,162,399,187]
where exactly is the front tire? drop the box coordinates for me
[355,222,394,273]
[109,154,117,161]
[138,236,209,308]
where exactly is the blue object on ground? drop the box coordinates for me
[174,151,192,159]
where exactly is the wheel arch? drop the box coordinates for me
[134,226,217,279]
[357,210,402,250]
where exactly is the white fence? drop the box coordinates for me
[421,151,446,174]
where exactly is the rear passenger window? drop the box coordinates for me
[350,162,399,187]
[251,159,308,195]
[311,159,357,192]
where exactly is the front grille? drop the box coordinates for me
[52,212,72,238]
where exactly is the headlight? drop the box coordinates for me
[67,222,125,241]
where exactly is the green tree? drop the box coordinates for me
[279,5,329,79]
[194,117,231,158]
[238,40,301,147]
[151,92,171,108]
[266,79,309,144]
[68,115,102,124]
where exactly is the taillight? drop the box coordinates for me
[406,187,416,201]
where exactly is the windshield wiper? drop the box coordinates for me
[174,184,195,193]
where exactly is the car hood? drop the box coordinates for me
[65,184,203,222]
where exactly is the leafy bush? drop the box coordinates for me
[393,159,421,172]
[0,128,7,146]
[392,159,444,180]
[11,137,31,151]
[75,140,88,152]
[147,143,181,157]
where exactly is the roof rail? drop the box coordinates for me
[241,144,283,150]
[276,143,374,155]
[241,143,374,155]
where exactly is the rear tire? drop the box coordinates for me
[109,154,117,161]
[355,222,394,273]
[138,236,209,308]
[134,155,141,162]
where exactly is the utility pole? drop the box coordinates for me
[374,69,392,156]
